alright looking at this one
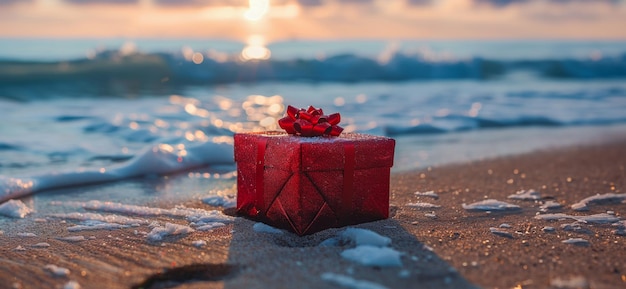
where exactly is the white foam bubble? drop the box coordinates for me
[67,222,128,232]
[414,191,439,200]
[508,189,542,200]
[192,240,207,248]
[340,245,402,267]
[550,276,589,289]
[187,211,234,224]
[58,236,86,242]
[63,281,81,289]
[535,213,620,224]
[534,213,572,221]
[195,222,226,231]
[147,223,194,242]
[560,223,592,234]
[539,200,562,212]
[32,242,51,248]
[489,227,514,239]
[575,213,620,224]
[462,199,521,212]
[17,232,37,237]
[406,202,441,209]
[44,264,70,277]
[561,238,589,246]
[252,222,283,234]
[341,228,391,247]
[0,199,33,218]
[62,201,234,225]
[50,212,148,225]
[201,195,236,208]
[571,193,626,211]
[321,272,389,289]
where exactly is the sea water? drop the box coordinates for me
[1,39,626,210]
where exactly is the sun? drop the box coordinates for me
[244,0,269,21]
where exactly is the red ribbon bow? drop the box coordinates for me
[278,105,344,137]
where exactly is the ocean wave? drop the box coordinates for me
[0,141,234,203]
[1,50,625,90]
[383,115,626,136]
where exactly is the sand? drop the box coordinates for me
[1,140,625,289]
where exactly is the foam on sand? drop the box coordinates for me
[340,245,403,267]
[414,191,439,200]
[32,242,51,248]
[61,201,234,225]
[561,238,589,246]
[195,222,226,231]
[341,228,392,247]
[44,264,70,277]
[321,273,389,289]
[201,195,236,208]
[560,222,593,234]
[534,213,620,224]
[187,211,234,225]
[406,202,441,209]
[320,228,391,247]
[67,221,129,232]
[575,213,620,224]
[58,236,87,242]
[0,199,33,218]
[508,189,542,200]
[489,227,514,239]
[550,276,589,289]
[252,222,283,234]
[571,193,626,211]
[49,212,148,225]
[462,199,521,212]
[539,200,562,212]
[147,223,194,241]
[63,281,81,289]
[17,232,36,237]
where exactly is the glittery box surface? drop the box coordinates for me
[234,132,395,235]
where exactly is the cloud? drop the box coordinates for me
[153,0,248,7]
[406,0,434,5]
[0,0,33,5]
[474,0,528,7]
[333,0,374,4]
[63,0,138,4]
[297,0,324,6]
[474,0,621,7]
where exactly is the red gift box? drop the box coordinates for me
[234,131,395,235]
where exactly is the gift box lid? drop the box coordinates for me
[234,132,395,171]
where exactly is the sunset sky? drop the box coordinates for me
[1,0,625,41]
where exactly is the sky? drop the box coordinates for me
[1,0,625,41]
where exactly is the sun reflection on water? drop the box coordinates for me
[241,34,271,61]
[169,93,286,135]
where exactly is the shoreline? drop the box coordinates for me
[1,139,625,288]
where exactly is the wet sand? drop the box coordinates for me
[1,140,625,289]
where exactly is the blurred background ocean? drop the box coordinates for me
[1,0,626,204]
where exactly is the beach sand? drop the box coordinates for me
[1,140,625,289]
